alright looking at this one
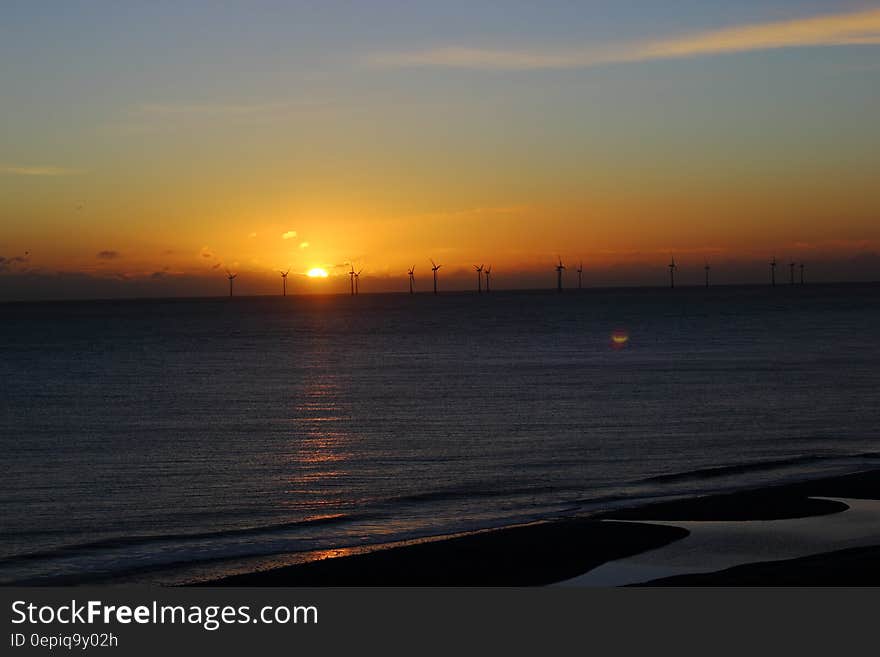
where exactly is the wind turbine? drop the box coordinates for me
[577,261,583,290]
[354,268,363,295]
[279,268,290,296]
[789,261,796,285]
[474,264,484,293]
[770,257,777,287]
[484,265,492,293]
[704,261,710,288]
[408,265,415,294]
[431,258,441,294]
[668,256,676,289]
[348,263,356,296]
[556,257,565,292]
[800,262,805,285]
[226,269,237,297]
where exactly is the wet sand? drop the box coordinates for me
[202,519,687,586]
[642,544,880,586]
[203,469,880,586]
[562,498,880,586]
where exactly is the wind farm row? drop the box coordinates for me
[223,256,809,297]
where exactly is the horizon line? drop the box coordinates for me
[2,279,878,306]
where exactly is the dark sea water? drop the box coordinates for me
[1,284,879,584]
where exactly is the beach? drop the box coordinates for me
[203,468,880,586]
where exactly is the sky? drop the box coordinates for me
[1,0,879,299]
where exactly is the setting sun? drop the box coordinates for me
[307,268,329,278]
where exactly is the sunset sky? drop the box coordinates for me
[2,1,880,298]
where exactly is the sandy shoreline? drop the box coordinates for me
[200,469,880,586]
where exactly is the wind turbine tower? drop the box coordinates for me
[789,261,796,285]
[800,262,805,285]
[226,270,237,297]
[577,261,583,290]
[704,261,710,288]
[668,256,677,289]
[355,268,362,295]
[408,266,415,294]
[556,257,565,292]
[348,263,356,296]
[484,265,492,293]
[474,264,484,293]
[280,269,289,296]
[770,257,777,287]
[431,259,441,294]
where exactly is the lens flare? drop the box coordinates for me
[610,329,630,349]
[307,268,329,278]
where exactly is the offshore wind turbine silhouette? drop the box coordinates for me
[770,257,777,286]
[789,261,796,285]
[348,263,356,296]
[408,265,415,294]
[577,261,583,290]
[484,265,492,292]
[354,268,362,295]
[704,260,710,288]
[226,269,237,297]
[800,262,805,284]
[474,264,484,293]
[556,257,565,292]
[431,258,441,294]
[668,256,676,289]
[279,268,290,296]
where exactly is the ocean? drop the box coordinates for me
[1,283,878,584]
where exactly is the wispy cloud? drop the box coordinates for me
[105,99,332,135]
[0,251,31,272]
[366,8,880,70]
[133,98,330,121]
[96,250,120,260]
[137,101,303,117]
[0,165,85,176]
[282,230,297,240]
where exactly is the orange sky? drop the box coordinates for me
[2,3,879,297]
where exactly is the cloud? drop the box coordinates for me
[366,7,880,70]
[200,246,214,259]
[282,230,297,240]
[299,242,309,249]
[135,100,326,118]
[0,252,31,272]
[96,250,120,260]
[0,165,85,176]
[107,99,333,135]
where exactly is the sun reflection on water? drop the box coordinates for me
[285,377,354,505]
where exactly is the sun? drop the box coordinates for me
[307,267,329,278]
